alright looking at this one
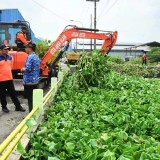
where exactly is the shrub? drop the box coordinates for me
[147,47,160,64]
[35,40,51,59]
[107,55,124,64]
[129,57,142,64]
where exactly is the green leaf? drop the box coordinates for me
[26,118,36,129]
[102,150,116,160]
[48,142,56,152]
[65,142,75,153]
[90,139,98,148]
[88,151,98,160]
[37,127,47,136]
[17,141,26,155]
[139,152,151,160]
[101,133,113,144]
[48,157,60,160]
[118,155,131,160]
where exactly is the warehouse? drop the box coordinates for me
[77,41,160,60]
[75,41,142,59]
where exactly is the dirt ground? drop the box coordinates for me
[0,94,29,144]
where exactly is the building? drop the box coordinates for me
[73,40,142,59]
[75,40,160,60]
[0,9,39,42]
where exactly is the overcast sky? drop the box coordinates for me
[1,0,160,43]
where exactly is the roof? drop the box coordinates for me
[0,9,25,22]
[0,9,19,11]
[135,41,160,47]
[123,41,160,52]
[78,41,140,47]
[125,41,160,49]
[76,41,142,50]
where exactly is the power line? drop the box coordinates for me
[83,3,97,27]
[98,0,120,21]
[32,0,68,22]
[97,0,110,19]
[80,2,88,19]
[81,4,92,25]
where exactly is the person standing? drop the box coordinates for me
[142,51,147,65]
[21,42,40,112]
[15,26,30,51]
[0,44,26,113]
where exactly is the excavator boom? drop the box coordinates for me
[40,26,118,75]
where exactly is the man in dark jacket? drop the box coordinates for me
[21,42,40,112]
[0,44,25,113]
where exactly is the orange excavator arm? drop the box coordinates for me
[40,26,118,75]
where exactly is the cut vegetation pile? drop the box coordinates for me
[21,52,160,160]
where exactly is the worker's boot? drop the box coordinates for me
[15,106,26,112]
[2,106,10,113]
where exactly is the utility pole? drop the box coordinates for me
[86,0,100,50]
[94,0,96,50]
[70,20,83,52]
[90,14,92,51]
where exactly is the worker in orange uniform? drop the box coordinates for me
[15,26,30,51]
[0,44,26,113]
[142,51,147,65]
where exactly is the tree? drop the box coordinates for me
[35,40,59,64]
[147,47,160,64]
[35,39,51,59]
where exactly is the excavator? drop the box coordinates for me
[0,22,118,79]
[40,25,118,77]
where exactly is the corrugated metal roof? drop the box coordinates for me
[0,9,25,22]
[0,9,39,42]
[124,41,160,52]
[134,41,160,47]
[76,41,142,50]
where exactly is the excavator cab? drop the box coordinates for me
[0,21,31,50]
[0,21,31,78]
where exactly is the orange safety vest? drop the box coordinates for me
[0,54,13,82]
[15,31,29,44]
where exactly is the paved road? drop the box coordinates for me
[0,86,50,144]
[0,94,28,143]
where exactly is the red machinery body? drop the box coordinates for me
[40,26,118,75]
[9,51,28,70]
